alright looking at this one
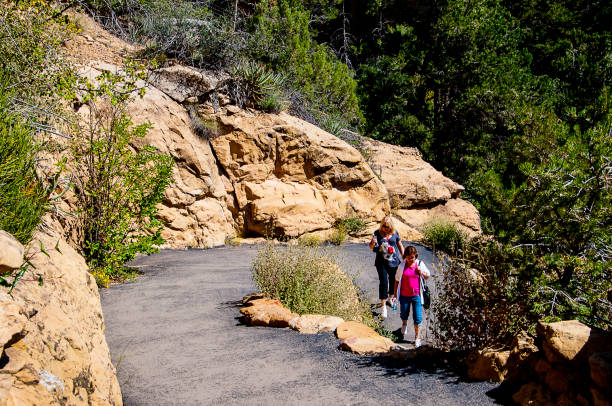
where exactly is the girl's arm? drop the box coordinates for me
[418,260,431,279]
[393,280,399,299]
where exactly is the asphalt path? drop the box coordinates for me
[100,243,501,405]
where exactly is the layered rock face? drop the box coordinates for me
[64,13,479,248]
[361,138,481,239]
[0,229,121,405]
[204,109,389,237]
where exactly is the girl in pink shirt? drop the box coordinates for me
[392,246,430,347]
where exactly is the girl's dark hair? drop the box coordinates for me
[404,245,418,259]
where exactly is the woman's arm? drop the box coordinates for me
[370,231,378,250]
[369,232,378,250]
[397,236,404,257]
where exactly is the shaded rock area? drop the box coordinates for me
[466,320,612,406]
[62,12,480,249]
[0,229,121,405]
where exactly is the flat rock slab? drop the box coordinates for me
[100,244,498,405]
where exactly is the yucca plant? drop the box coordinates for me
[227,61,286,110]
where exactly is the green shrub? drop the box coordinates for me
[131,0,243,70]
[252,242,374,325]
[422,218,467,254]
[248,0,362,126]
[0,1,76,100]
[338,217,366,235]
[226,61,287,110]
[69,68,174,285]
[0,89,49,245]
[328,227,347,246]
[432,235,611,351]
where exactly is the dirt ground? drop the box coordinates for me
[100,243,502,405]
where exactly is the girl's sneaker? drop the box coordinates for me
[401,325,409,336]
[415,339,422,348]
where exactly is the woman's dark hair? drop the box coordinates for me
[404,245,418,259]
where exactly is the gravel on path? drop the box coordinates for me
[100,243,500,406]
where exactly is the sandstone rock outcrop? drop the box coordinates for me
[289,314,344,334]
[149,65,224,104]
[361,138,464,207]
[336,321,396,355]
[362,138,481,238]
[204,110,389,237]
[477,320,612,406]
[537,319,612,364]
[239,298,299,328]
[63,13,480,248]
[0,231,23,273]
[0,230,121,405]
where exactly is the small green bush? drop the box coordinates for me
[226,61,286,110]
[422,218,467,254]
[338,217,366,235]
[252,242,374,325]
[0,90,49,245]
[327,227,347,246]
[70,68,174,285]
[329,216,366,245]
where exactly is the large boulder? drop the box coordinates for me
[360,138,463,207]
[467,349,511,382]
[537,320,612,364]
[395,198,482,237]
[0,230,121,405]
[239,301,298,328]
[362,138,481,237]
[289,314,344,334]
[206,109,389,237]
[336,321,395,354]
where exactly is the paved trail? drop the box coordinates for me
[101,243,500,405]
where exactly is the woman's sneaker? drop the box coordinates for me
[415,339,422,348]
[381,306,388,319]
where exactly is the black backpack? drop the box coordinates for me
[418,260,431,309]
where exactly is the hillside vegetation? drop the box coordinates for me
[0,0,609,347]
